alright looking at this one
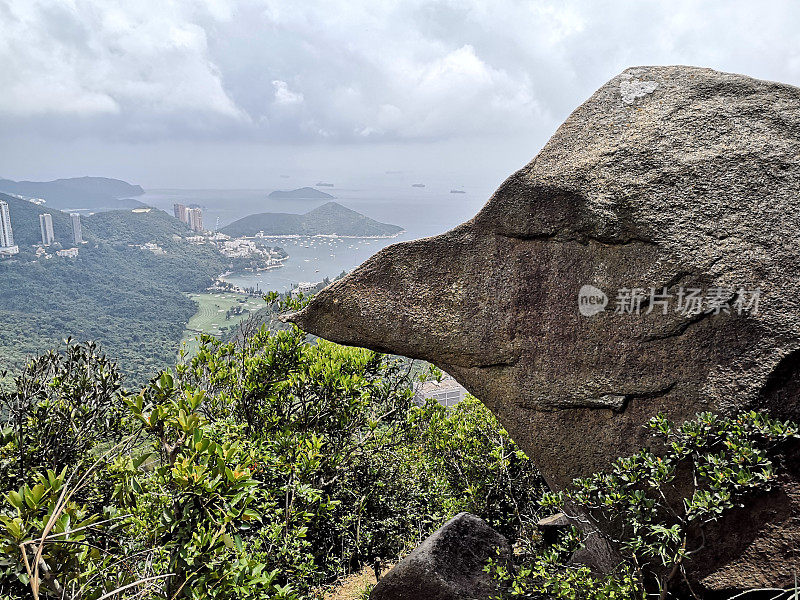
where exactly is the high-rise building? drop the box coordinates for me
[174,203,188,223]
[0,200,19,256]
[187,207,204,232]
[70,213,83,245]
[39,213,55,246]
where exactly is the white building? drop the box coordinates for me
[292,281,318,298]
[56,248,79,258]
[70,213,83,245]
[0,200,19,256]
[39,213,55,246]
[415,376,468,407]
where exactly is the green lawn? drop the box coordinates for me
[180,292,267,357]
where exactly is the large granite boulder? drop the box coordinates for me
[289,66,800,590]
[370,513,510,600]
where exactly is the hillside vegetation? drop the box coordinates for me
[0,192,77,249]
[0,332,544,600]
[0,328,794,600]
[0,197,228,385]
[221,201,403,237]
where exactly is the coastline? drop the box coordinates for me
[216,231,407,294]
[245,231,405,240]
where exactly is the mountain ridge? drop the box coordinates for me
[0,176,146,211]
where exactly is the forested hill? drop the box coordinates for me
[221,201,403,237]
[0,197,230,385]
[0,176,146,211]
[0,192,77,248]
[84,206,196,245]
[1,193,192,251]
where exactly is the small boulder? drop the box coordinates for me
[370,513,510,600]
[536,512,572,545]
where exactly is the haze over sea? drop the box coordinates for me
[141,175,494,292]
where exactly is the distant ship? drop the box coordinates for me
[412,183,426,188]
[450,189,466,194]
[316,182,334,187]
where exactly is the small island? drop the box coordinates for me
[268,187,335,200]
[221,201,403,238]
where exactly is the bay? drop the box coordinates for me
[140,179,490,292]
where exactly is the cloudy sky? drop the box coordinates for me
[2,0,800,189]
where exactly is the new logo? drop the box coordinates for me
[578,285,608,317]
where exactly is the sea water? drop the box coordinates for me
[141,179,491,293]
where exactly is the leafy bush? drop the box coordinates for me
[0,328,544,599]
[171,325,544,594]
[494,411,799,600]
[0,340,124,492]
[410,396,545,542]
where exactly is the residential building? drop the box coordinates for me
[0,200,19,256]
[414,376,468,407]
[56,248,79,258]
[39,213,54,246]
[292,281,318,298]
[187,207,203,232]
[133,242,166,255]
[173,203,188,223]
[70,213,83,245]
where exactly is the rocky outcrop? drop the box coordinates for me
[289,66,800,590]
[370,513,510,600]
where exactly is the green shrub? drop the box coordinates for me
[0,328,544,599]
[493,411,799,599]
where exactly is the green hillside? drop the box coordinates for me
[221,201,403,237]
[0,197,228,386]
[1,194,196,251]
[0,192,77,249]
[84,207,193,245]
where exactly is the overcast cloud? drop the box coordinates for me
[2,0,800,187]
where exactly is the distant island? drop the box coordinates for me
[268,187,335,200]
[0,176,146,211]
[315,182,334,187]
[221,202,403,238]
[450,189,466,194]
[412,183,426,188]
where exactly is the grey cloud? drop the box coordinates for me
[2,0,800,146]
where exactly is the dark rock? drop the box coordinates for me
[370,513,510,600]
[290,66,800,590]
[537,512,571,546]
